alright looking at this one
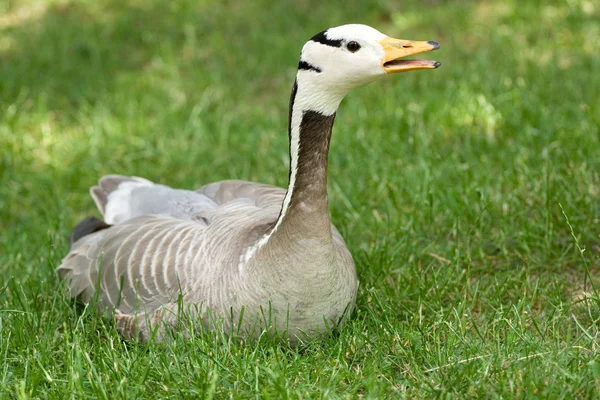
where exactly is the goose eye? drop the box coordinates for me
[346,41,361,52]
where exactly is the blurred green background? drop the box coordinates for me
[1,0,599,397]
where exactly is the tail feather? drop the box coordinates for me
[68,216,111,247]
[90,186,108,215]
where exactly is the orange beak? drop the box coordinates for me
[379,37,441,73]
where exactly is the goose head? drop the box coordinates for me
[295,24,440,114]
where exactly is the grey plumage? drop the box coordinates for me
[58,177,355,342]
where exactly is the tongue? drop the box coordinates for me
[385,59,440,68]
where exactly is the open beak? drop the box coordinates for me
[379,37,440,73]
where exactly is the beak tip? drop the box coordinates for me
[433,61,441,68]
[428,41,440,50]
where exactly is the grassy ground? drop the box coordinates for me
[1,0,599,397]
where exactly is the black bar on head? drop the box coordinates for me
[298,60,322,73]
[310,30,343,48]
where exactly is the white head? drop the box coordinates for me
[295,24,440,114]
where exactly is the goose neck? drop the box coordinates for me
[241,77,344,268]
[275,78,343,236]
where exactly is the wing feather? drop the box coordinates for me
[59,178,287,317]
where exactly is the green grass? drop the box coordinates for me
[1,0,599,397]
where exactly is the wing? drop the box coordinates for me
[57,215,210,314]
[58,176,287,315]
[91,175,218,224]
[91,175,286,224]
[196,179,286,210]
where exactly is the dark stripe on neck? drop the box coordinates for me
[310,30,343,48]
[289,110,336,210]
[298,60,321,73]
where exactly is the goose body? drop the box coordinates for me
[58,24,440,343]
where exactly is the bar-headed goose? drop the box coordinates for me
[58,24,440,344]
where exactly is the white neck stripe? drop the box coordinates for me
[240,74,344,269]
[268,73,343,232]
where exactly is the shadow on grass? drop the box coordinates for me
[2,0,216,110]
[0,0,406,111]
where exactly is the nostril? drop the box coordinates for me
[402,45,412,48]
